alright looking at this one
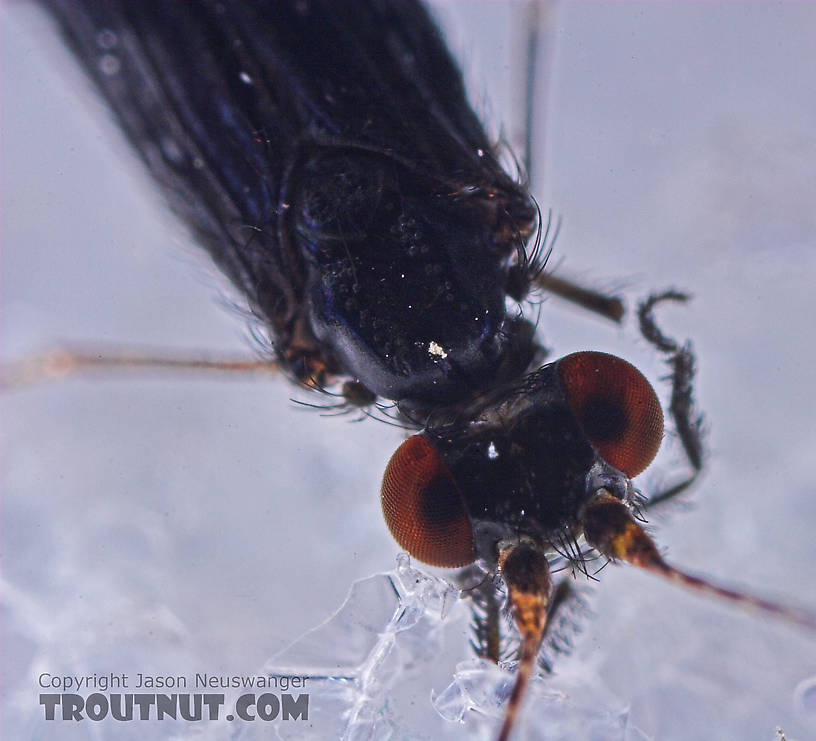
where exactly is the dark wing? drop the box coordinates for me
[43,0,536,400]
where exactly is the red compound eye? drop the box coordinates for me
[380,434,475,568]
[558,351,663,477]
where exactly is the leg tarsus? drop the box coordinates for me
[638,291,705,506]
[666,343,704,472]
[638,290,689,352]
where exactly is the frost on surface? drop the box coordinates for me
[4,535,640,741]
[434,659,644,741]
[219,554,465,740]
[206,555,641,741]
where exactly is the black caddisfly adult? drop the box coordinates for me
[6,2,816,740]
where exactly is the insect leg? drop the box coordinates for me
[515,1,624,325]
[459,566,504,663]
[537,576,590,673]
[509,209,625,322]
[535,272,625,323]
[1,346,280,391]
[638,290,704,508]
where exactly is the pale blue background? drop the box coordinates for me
[3,2,816,739]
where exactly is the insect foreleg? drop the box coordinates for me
[638,290,704,508]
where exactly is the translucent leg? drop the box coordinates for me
[517,1,624,325]
[1,345,280,390]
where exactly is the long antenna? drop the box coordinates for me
[496,540,553,741]
[583,490,816,631]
